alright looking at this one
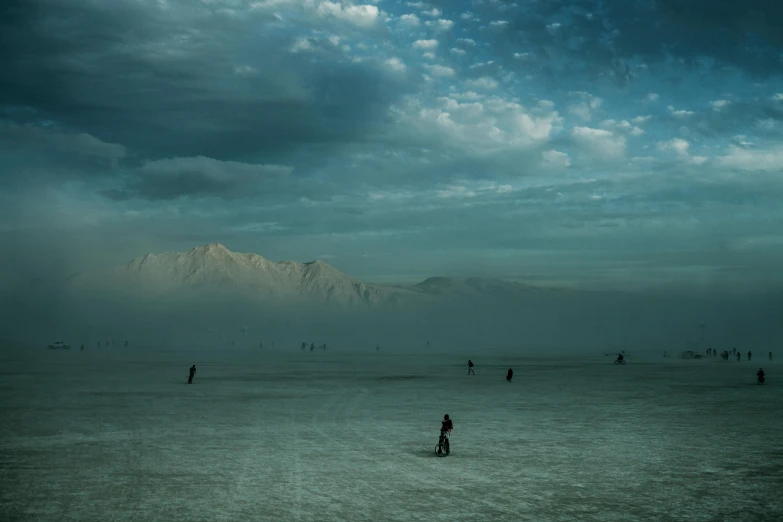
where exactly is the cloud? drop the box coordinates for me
[541,150,571,169]
[413,39,439,50]
[465,77,498,90]
[657,138,708,165]
[423,64,455,77]
[385,57,407,73]
[717,145,783,171]
[571,127,626,159]
[316,2,380,27]
[105,156,294,201]
[399,13,420,27]
[425,19,454,31]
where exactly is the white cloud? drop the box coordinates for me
[490,20,509,27]
[290,38,312,53]
[450,48,467,56]
[384,57,406,73]
[568,94,602,122]
[710,100,731,111]
[457,38,476,46]
[425,19,454,31]
[460,11,475,20]
[399,13,420,27]
[422,8,441,17]
[658,138,708,164]
[631,115,651,125]
[717,145,783,171]
[465,77,498,90]
[316,2,380,27]
[571,127,626,158]
[546,22,562,33]
[412,39,438,50]
[541,149,571,168]
[770,93,783,102]
[422,52,436,60]
[423,64,455,77]
[513,52,532,60]
[667,106,694,118]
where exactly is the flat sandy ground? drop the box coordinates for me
[1,346,780,521]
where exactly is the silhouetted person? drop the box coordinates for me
[736,352,741,362]
[467,360,475,375]
[732,347,736,355]
[506,368,513,382]
[757,368,765,385]
[310,343,314,352]
[747,351,752,362]
[376,345,380,351]
[125,340,128,347]
[617,353,624,364]
[769,352,773,361]
[188,365,196,384]
[323,344,327,351]
[259,342,263,349]
[80,344,84,351]
[301,342,306,351]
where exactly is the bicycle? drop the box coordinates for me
[614,358,626,365]
[435,431,450,457]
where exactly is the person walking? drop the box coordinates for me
[506,368,513,382]
[467,360,475,375]
[188,365,197,384]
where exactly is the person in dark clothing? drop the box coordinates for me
[467,360,475,375]
[617,353,624,364]
[769,352,773,361]
[736,352,741,362]
[506,368,513,382]
[757,368,765,385]
[80,344,84,351]
[310,343,314,352]
[747,351,752,361]
[188,365,196,384]
[441,414,453,434]
[125,340,128,347]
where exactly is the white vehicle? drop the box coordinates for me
[48,341,70,350]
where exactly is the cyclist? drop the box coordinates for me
[616,353,624,364]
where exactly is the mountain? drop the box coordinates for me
[67,243,421,306]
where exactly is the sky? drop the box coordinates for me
[1,0,783,293]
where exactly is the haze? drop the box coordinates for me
[1,1,782,520]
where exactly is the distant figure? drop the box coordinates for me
[506,368,513,382]
[80,343,84,351]
[706,348,710,357]
[125,340,128,347]
[376,345,380,351]
[426,341,430,347]
[310,343,314,352]
[732,347,736,355]
[736,352,741,362]
[259,342,263,349]
[617,353,624,364]
[97,342,100,347]
[301,342,306,351]
[323,344,327,351]
[769,352,773,361]
[747,351,752,362]
[757,368,765,385]
[467,360,475,375]
[188,365,196,384]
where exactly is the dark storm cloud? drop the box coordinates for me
[0,122,126,186]
[102,156,293,201]
[0,0,416,162]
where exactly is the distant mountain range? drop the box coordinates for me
[67,243,547,306]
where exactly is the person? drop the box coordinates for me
[188,365,197,384]
[440,414,453,455]
[736,352,741,362]
[467,360,475,375]
[125,340,128,347]
[259,342,263,349]
[769,352,773,361]
[310,343,314,352]
[757,368,765,385]
[748,351,752,362]
[506,368,513,382]
[80,343,84,351]
[617,353,624,364]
